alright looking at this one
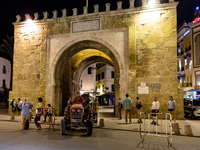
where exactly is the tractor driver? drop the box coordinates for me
[72,92,84,105]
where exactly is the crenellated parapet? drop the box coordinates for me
[13,0,177,24]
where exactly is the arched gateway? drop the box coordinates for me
[10,0,184,118]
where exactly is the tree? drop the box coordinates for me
[0,35,14,91]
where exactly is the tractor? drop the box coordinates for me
[60,94,93,136]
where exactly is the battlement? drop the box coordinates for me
[14,0,177,24]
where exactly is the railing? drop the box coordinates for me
[139,112,173,147]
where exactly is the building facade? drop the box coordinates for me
[0,57,11,107]
[96,63,114,105]
[177,8,200,98]
[79,64,96,96]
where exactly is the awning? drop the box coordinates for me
[187,89,200,92]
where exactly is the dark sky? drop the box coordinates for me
[0,0,199,44]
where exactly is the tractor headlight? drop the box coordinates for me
[71,109,76,112]
[77,109,82,112]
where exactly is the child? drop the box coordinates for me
[44,104,52,123]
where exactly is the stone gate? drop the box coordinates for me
[10,0,184,118]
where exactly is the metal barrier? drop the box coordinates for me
[139,112,173,147]
[37,108,56,131]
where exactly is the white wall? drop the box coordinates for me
[0,57,11,90]
[80,64,96,93]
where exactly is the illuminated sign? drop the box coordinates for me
[193,17,200,24]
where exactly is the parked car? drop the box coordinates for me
[184,99,200,118]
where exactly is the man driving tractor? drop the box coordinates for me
[72,92,84,104]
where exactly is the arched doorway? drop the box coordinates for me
[46,39,127,116]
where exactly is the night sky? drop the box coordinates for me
[0,0,199,44]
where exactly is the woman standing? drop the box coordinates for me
[18,98,33,130]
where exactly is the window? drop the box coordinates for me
[95,86,97,91]
[98,74,101,80]
[2,79,6,88]
[81,84,82,89]
[111,84,114,92]
[111,71,114,78]
[88,67,91,74]
[3,66,6,74]
[103,85,104,91]
[96,75,98,81]
[102,72,104,79]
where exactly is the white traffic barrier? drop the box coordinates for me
[139,112,173,147]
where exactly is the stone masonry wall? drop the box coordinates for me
[10,1,183,118]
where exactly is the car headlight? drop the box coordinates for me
[71,109,76,112]
[77,109,82,112]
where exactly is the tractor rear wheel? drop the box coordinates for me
[60,119,66,135]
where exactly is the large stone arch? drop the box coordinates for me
[46,37,126,115]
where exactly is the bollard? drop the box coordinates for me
[99,118,104,127]
[172,123,180,135]
[11,112,15,121]
[184,125,193,136]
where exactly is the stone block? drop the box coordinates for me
[99,118,105,127]
[185,125,193,136]
[172,123,180,135]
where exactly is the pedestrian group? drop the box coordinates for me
[117,94,176,124]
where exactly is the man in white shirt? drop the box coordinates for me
[151,97,160,125]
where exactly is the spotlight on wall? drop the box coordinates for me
[148,0,156,6]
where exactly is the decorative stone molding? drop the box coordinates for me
[15,15,22,23]
[94,5,99,13]
[53,10,58,19]
[72,8,78,16]
[34,13,39,20]
[117,1,122,10]
[43,11,49,20]
[25,14,31,20]
[105,3,110,12]
[62,9,67,18]
[129,0,134,9]
[142,0,147,6]
[83,6,88,15]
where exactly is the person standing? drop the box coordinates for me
[7,99,16,121]
[151,97,160,125]
[17,98,22,115]
[18,98,33,129]
[135,97,143,123]
[34,97,43,129]
[123,94,133,123]
[168,96,176,122]
[117,98,123,120]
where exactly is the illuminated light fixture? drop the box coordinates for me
[179,29,190,40]
[148,0,156,6]
[196,6,199,10]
